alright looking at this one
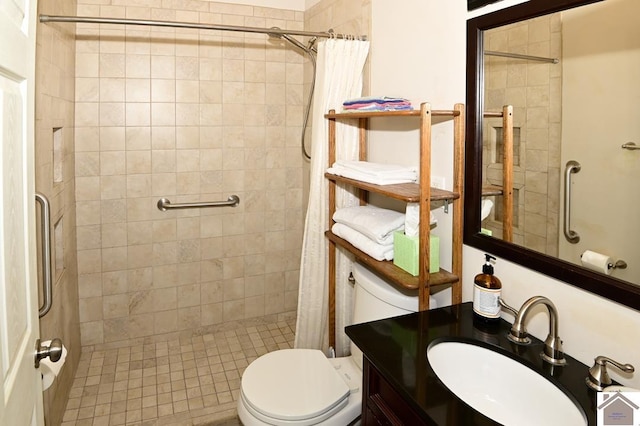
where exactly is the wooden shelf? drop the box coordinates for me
[325,173,459,203]
[325,109,460,120]
[325,231,459,290]
[482,185,503,196]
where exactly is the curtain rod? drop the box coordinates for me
[39,14,367,40]
[485,50,558,64]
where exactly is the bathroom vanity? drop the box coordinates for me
[346,302,597,425]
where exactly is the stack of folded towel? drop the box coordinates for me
[327,160,417,185]
[342,96,413,112]
[331,205,405,261]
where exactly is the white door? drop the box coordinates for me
[559,0,640,284]
[0,0,44,425]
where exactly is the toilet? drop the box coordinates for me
[237,262,423,425]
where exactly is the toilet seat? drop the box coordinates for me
[240,349,350,425]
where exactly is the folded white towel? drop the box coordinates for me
[334,161,417,178]
[327,166,416,185]
[333,205,405,245]
[332,223,394,261]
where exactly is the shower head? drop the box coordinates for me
[267,27,284,39]
[268,27,314,55]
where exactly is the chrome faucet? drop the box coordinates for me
[506,296,566,365]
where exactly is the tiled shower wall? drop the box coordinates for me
[35,0,80,424]
[482,13,562,255]
[75,1,305,347]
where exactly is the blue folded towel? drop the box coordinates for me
[343,96,410,106]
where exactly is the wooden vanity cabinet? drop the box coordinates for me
[362,357,426,425]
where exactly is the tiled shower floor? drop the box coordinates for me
[61,318,296,426]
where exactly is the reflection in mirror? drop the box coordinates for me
[465,0,640,310]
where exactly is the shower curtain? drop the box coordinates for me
[294,38,370,356]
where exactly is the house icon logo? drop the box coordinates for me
[597,391,640,426]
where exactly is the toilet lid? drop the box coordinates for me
[241,349,350,422]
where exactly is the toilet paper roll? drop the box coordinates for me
[580,250,612,275]
[40,340,68,391]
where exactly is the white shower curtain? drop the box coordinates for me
[294,39,370,356]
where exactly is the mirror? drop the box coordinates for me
[464,0,640,311]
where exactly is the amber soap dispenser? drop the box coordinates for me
[472,254,502,324]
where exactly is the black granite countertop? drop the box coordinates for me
[345,302,598,425]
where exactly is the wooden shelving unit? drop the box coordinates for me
[325,102,465,349]
[481,105,513,241]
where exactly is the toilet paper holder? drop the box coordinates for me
[608,260,627,271]
[34,338,63,368]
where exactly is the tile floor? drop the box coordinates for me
[61,318,296,426]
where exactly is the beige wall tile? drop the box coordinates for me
[75,0,302,347]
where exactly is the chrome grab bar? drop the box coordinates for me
[35,193,53,318]
[157,195,240,211]
[563,161,581,244]
[622,142,640,150]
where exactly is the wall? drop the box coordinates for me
[367,0,640,388]
[74,1,305,348]
[368,0,467,306]
[559,0,640,285]
[35,0,81,424]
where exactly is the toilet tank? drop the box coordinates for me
[350,263,436,370]
[352,262,421,325]
[350,263,429,369]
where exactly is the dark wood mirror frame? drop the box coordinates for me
[468,0,502,11]
[464,0,640,311]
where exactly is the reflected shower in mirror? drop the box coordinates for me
[465,0,640,310]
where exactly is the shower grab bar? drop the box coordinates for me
[157,195,240,211]
[563,161,581,244]
[35,193,53,318]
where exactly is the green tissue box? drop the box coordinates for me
[393,231,439,276]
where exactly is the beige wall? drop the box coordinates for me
[559,0,640,285]
[35,0,81,424]
[74,1,305,348]
[482,13,562,255]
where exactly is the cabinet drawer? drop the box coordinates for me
[363,359,426,425]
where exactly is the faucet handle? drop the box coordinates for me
[585,356,635,391]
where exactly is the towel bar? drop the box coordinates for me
[157,195,240,211]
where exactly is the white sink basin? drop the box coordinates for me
[427,340,587,426]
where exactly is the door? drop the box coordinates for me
[559,0,640,284]
[0,0,44,425]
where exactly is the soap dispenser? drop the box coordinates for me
[473,254,502,324]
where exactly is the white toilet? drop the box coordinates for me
[237,262,422,426]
